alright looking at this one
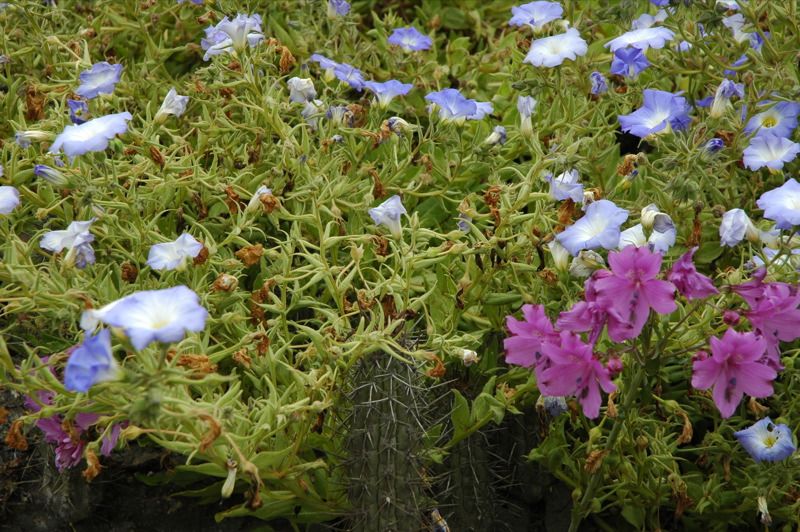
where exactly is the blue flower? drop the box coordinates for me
[709,79,744,118]
[734,417,796,463]
[287,77,317,103]
[333,63,365,91]
[309,53,339,81]
[719,208,758,247]
[0,186,19,215]
[524,28,588,67]
[716,0,741,9]
[177,0,203,4]
[705,138,725,153]
[364,80,413,108]
[67,99,89,124]
[301,99,325,129]
[147,233,203,271]
[757,178,800,230]
[517,95,537,135]
[744,102,800,139]
[49,112,132,160]
[606,27,674,52]
[387,27,432,51]
[547,169,583,203]
[82,286,208,351]
[556,199,629,256]
[425,89,478,123]
[610,47,650,78]
[201,14,264,61]
[64,329,118,393]
[40,219,96,269]
[631,9,668,30]
[508,1,563,31]
[484,126,507,146]
[618,89,691,138]
[471,101,494,120]
[651,0,670,5]
[743,133,800,171]
[368,195,407,238]
[34,164,68,186]
[155,88,189,121]
[327,0,350,17]
[723,14,750,43]
[590,71,608,95]
[75,62,123,99]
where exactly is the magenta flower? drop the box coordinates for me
[594,246,676,342]
[667,247,718,300]
[504,304,557,367]
[556,271,611,345]
[691,329,776,418]
[538,332,617,419]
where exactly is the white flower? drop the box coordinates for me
[146,233,203,271]
[246,185,273,212]
[524,28,588,68]
[605,27,675,52]
[287,77,317,103]
[40,219,96,268]
[0,186,20,215]
[618,224,646,249]
[568,250,606,278]
[155,88,189,121]
[460,349,479,366]
[368,195,407,238]
[547,239,570,271]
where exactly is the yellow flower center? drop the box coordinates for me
[762,117,777,128]
[762,435,777,448]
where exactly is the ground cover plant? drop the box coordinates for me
[1,0,800,530]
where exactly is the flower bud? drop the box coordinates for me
[221,459,238,499]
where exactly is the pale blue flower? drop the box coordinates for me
[49,112,132,160]
[333,63,365,91]
[309,53,339,81]
[547,169,583,203]
[618,224,646,249]
[75,62,123,99]
[590,71,608,95]
[67,99,89,124]
[155,88,189,121]
[64,329,119,393]
[40,219,96,268]
[364,80,413,108]
[34,164,68,186]
[742,133,800,171]
[387,27,432,51]
[618,89,691,138]
[0,186,19,215]
[147,233,203,271]
[631,9,667,30]
[524,28,587,67]
[327,0,350,17]
[723,14,750,43]
[425,89,478,123]
[508,1,563,31]
[648,212,676,253]
[368,195,407,238]
[606,27,674,52]
[201,14,264,61]
[744,102,800,138]
[610,47,650,78]
[709,79,744,118]
[82,286,208,351]
[387,116,413,134]
[301,99,325,129]
[556,199,629,255]
[518,95,537,136]
[719,208,758,247]
[757,178,800,230]
[470,101,494,120]
[287,77,317,103]
[734,417,796,463]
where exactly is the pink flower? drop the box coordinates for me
[667,247,718,300]
[594,246,677,342]
[538,332,617,418]
[504,304,557,367]
[691,329,776,418]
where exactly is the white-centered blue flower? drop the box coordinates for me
[286,77,317,103]
[744,102,800,139]
[734,417,796,463]
[757,178,800,230]
[64,329,119,393]
[618,89,691,138]
[147,233,203,271]
[0,186,20,215]
[309,53,338,81]
[387,27,432,51]
[425,88,478,123]
[40,219,96,268]
[742,133,800,171]
[363,80,413,108]
[368,195,407,238]
[49,112,132,160]
[605,26,674,52]
[75,62,123,99]
[201,14,264,61]
[327,0,350,17]
[556,199,629,256]
[155,88,189,121]
[631,9,667,30]
[81,286,208,351]
[719,208,759,247]
[524,28,587,67]
[547,169,583,203]
[508,1,563,32]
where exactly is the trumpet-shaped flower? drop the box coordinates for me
[618,89,691,138]
[547,169,583,203]
[333,63,365,91]
[364,80,413,108]
[425,89,478,122]
[504,304,557,368]
[556,199,629,256]
[692,329,775,418]
[744,102,800,138]
[309,53,338,80]
[668,247,718,299]
[742,133,800,171]
[40,219,95,269]
[75,62,123,99]
[155,88,189,120]
[709,79,744,118]
[594,245,676,342]
[49,111,132,160]
[147,233,203,271]
[201,14,264,61]
[508,1,563,31]
[286,77,316,103]
[524,28,588,67]
[67,99,89,124]
[720,208,759,246]
[610,47,650,78]
[757,178,800,230]
[368,195,407,238]
[64,329,119,392]
[0,186,19,215]
[517,95,537,135]
[387,27,432,51]
[34,165,68,186]
[735,417,796,463]
[83,286,208,351]
[606,26,674,52]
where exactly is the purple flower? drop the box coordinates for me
[538,332,617,419]
[606,27,674,52]
[508,1,563,31]
[590,71,608,95]
[557,199,629,256]
[524,28,588,67]
[425,88,478,122]
[667,247,719,299]
[177,0,204,4]
[49,112,132,160]
[364,80,413,108]
[387,27,432,51]
[744,102,800,139]
[720,208,759,246]
[333,63,365,91]
[82,286,208,351]
[64,329,119,392]
[368,195,407,238]
[327,0,350,17]
[744,282,800,355]
[155,88,189,121]
[40,219,96,269]
[618,89,691,138]
[735,418,796,463]
[594,246,677,342]
[75,62,123,99]
[0,186,19,215]
[147,233,203,271]
[691,329,775,418]
[610,47,650,78]
[757,178,800,229]
[547,169,583,203]
[201,14,264,61]
[34,164,68,186]
[67,99,89,124]
[742,133,800,171]
[504,304,557,368]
